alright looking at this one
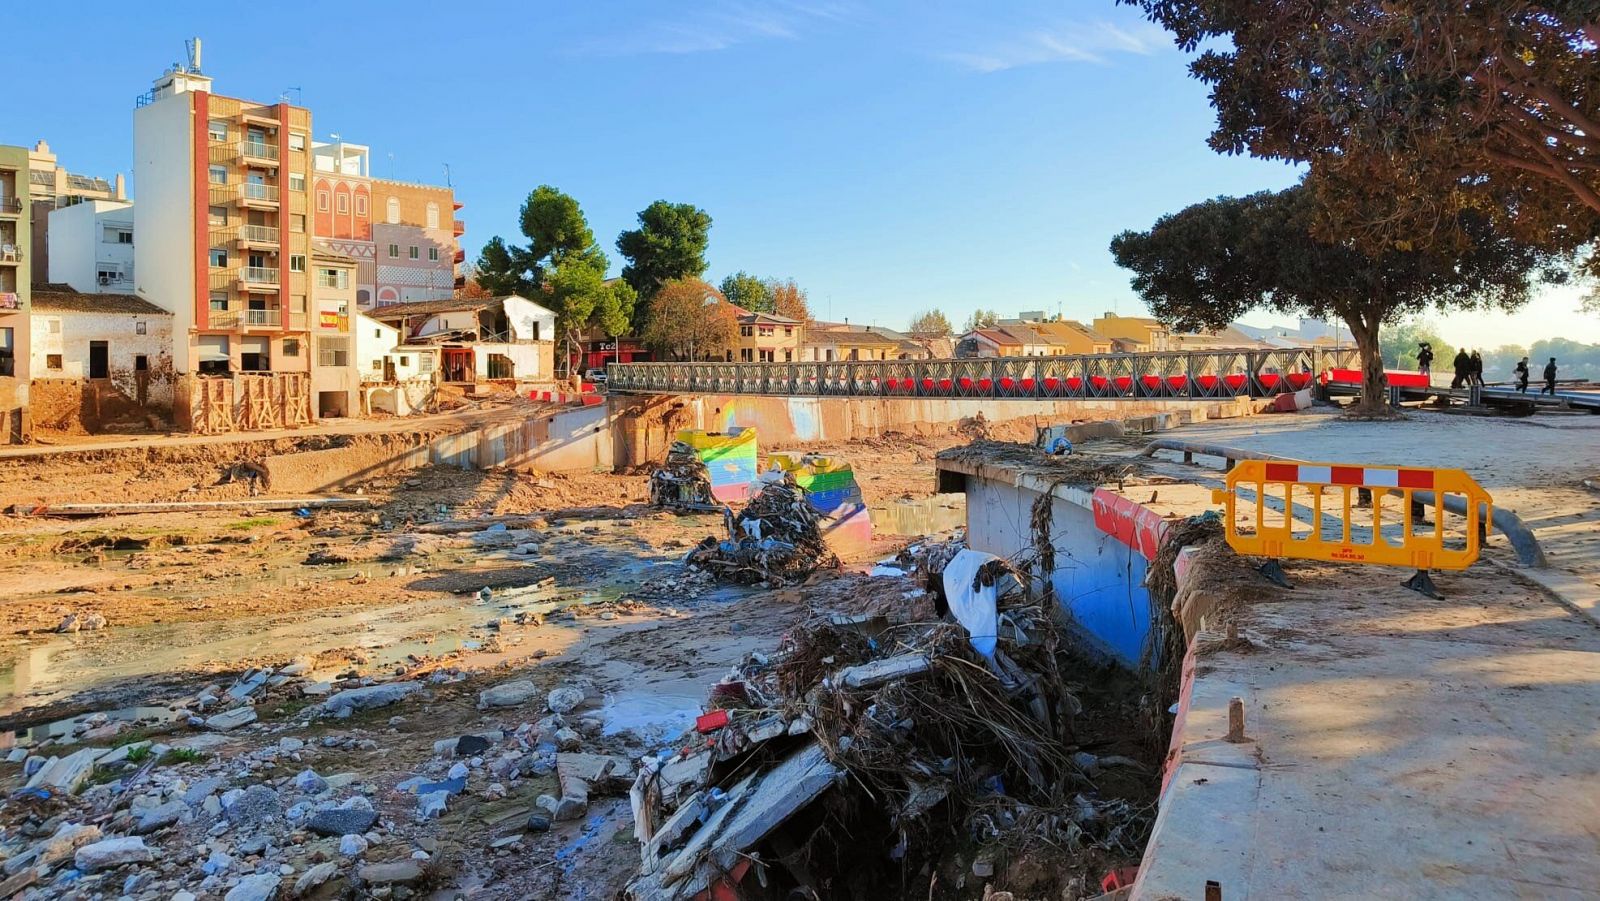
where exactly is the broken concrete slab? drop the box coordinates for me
[316,681,421,716]
[359,860,423,885]
[836,654,931,689]
[204,706,258,732]
[74,836,154,873]
[226,668,272,701]
[4,823,100,876]
[478,679,539,708]
[24,746,105,793]
[133,800,188,834]
[639,792,705,874]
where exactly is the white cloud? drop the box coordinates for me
[574,1,858,57]
[948,19,1170,73]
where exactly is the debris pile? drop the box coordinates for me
[649,441,716,510]
[625,554,1156,900]
[683,479,840,587]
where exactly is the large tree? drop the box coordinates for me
[908,309,954,337]
[617,201,713,305]
[641,278,737,361]
[963,309,1000,332]
[768,278,811,321]
[1110,184,1559,411]
[1120,0,1600,269]
[719,271,773,312]
[473,186,631,359]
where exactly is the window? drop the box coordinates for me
[758,326,774,337]
[208,205,227,226]
[291,214,306,233]
[317,190,330,212]
[289,133,306,151]
[336,193,348,214]
[97,266,122,283]
[784,326,794,336]
[759,349,775,362]
[289,173,306,191]
[386,197,400,224]
[289,255,306,272]
[105,226,133,244]
[136,321,147,335]
[318,337,350,367]
[428,247,439,261]
[290,294,307,312]
[208,119,227,141]
[209,165,227,185]
[408,246,419,260]
[47,354,63,370]
[209,248,228,267]
[372,359,383,371]
[388,244,399,258]
[398,355,410,367]
[740,348,753,362]
[354,195,367,216]
[739,325,753,337]
[317,268,349,289]
[419,354,434,373]
[210,292,229,311]
[425,202,439,229]
[282,338,301,357]
[48,320,61,334]
[374,328,382,338]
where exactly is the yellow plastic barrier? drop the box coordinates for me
[1211,460,1493,572]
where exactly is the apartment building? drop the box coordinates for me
[25,140,126,285]
[310,141,376,307]
[133,52,315,430]
[0,145,31,441]
[371,179,461,305]
[46,200,136,294]
[1091,312,1171,353]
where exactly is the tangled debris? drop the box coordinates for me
[649,441,717,510]
[625,557,1156,900]
[936,440,1142,488]
[684,480,840,587]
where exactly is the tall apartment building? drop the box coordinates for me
[26,140,126,285]
[0,145,32,441]
[133,52,315,429]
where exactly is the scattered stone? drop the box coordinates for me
[224,784,283,828]
[122,870,156,895]
[6,822,100,876]
[4,747,25,763]
[525,814,552,833]
[455,734,491,757]
[301,682,333,696]
[25,747,104,793]
[316,681,421,716]
[553,728,582,751]
[447,762,469,781]
[205,707,258,732]
[478,679,539,708]
[415,776,466,797]
[203,850,234,875]
[417,789,449,820]
[546,686,585,714]
[181,777,223,807]
[293,769,329,795]
[339,834,369,857]
[490,835,522,849]
[134,800,188,834]
[227,669,272,701]
[278,737,304,753]
[57,614,82,633]
[75,836,154,873]
[358,860,423,886]
[97,740,152,766]
[307,808,379,837]
[224,872,282,901]
[294,861,338,894]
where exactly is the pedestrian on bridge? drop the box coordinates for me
[1469,350,1486,387]
[1450,348,1471,389]
[1542,358,1559,396]
[1514,357,1530,393]
[1416,342,1434,378]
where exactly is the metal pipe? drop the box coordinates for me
[1139,438,1548,568]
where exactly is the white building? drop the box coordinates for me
[46,200,136,294]
[30,286,175,411]
[367,294,556,384]
[354,312,436,414]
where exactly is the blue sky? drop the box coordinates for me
[5,1,1593,346]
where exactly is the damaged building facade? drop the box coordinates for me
[367,294,556,386]
[28,286,174,431]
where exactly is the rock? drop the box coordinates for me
[339,834,369,857]
[358,860,423,886]
[134,800,188,834]
[75,836,154,873]
[203,850,234,875]
[6,822,100,875]
[447,762,469,781]
[25,746,105,793]
[184,777,224,807]
[306,808,378,837]
[226,669,271,701]
[339,794,374,812]
[415,776,466,796]
[293,769,329,795]
[123,870,155,895]
[454,734,491,757]
[172,892,198,901]
[237,834,270,856]
[224,872,282,901]
[280,659,311,677]
[553,728,582,751]
[301,682,333,696]
[417,789,449,820]
[546,686,585,714]
[22,756,45,777]
[316,681,421,716]
[57,614,82,633]
[205,707,258,732]
[478,679,539,709]
[4,747,25,763]
[0,870,36,898]
[556,752,615,790]
[278,737,304,753]
[294,861,338,894]
[525,814,552,833]
[224,785,282,828]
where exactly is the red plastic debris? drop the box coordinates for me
[1101,866,1140,891]
[696,709,730,733]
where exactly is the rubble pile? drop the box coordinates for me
[683,480,840,587]
[648,441,716,510]
[624,560,1156,900]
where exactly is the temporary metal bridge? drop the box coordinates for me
[606,347,1360,399]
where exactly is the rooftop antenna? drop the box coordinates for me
[280,86,303,105]
[185,37,203,73]
[443,163,452,187]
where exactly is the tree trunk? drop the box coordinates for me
[1348,317,1388,413]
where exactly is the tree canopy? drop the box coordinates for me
[617,201,713,304]
[768,279,811,321]
[1110,184,1560,409]
[719,272,773,313]
[1120,0,1600,269]
[1379,320,1456,372]
[908,309,954,337]
[640,278,737,361]
[963,309,1000,332]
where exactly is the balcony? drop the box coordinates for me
[245,308,282,327]
[239,267,280,289]
[0,197,20,216]
[0,245,21,265]
[237,224,280,249]
[0,292,19,310]
[238,182,280,208]
[239,140,280,166]
[453,219,465,237]
[239,106,280,127]
[453,248,465,264]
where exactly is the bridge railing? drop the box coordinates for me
[607,347,1361,399]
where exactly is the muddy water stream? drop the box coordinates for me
[870,494,966,536]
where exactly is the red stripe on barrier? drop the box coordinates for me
[1398,469,1434,489]
[1092,488,1169,560]
[1264,463,1299,482]
[1330,466,1364,486]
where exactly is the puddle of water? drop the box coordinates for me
[871,495,967,536]
[18,704,184,745]
[598,692,702,743]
